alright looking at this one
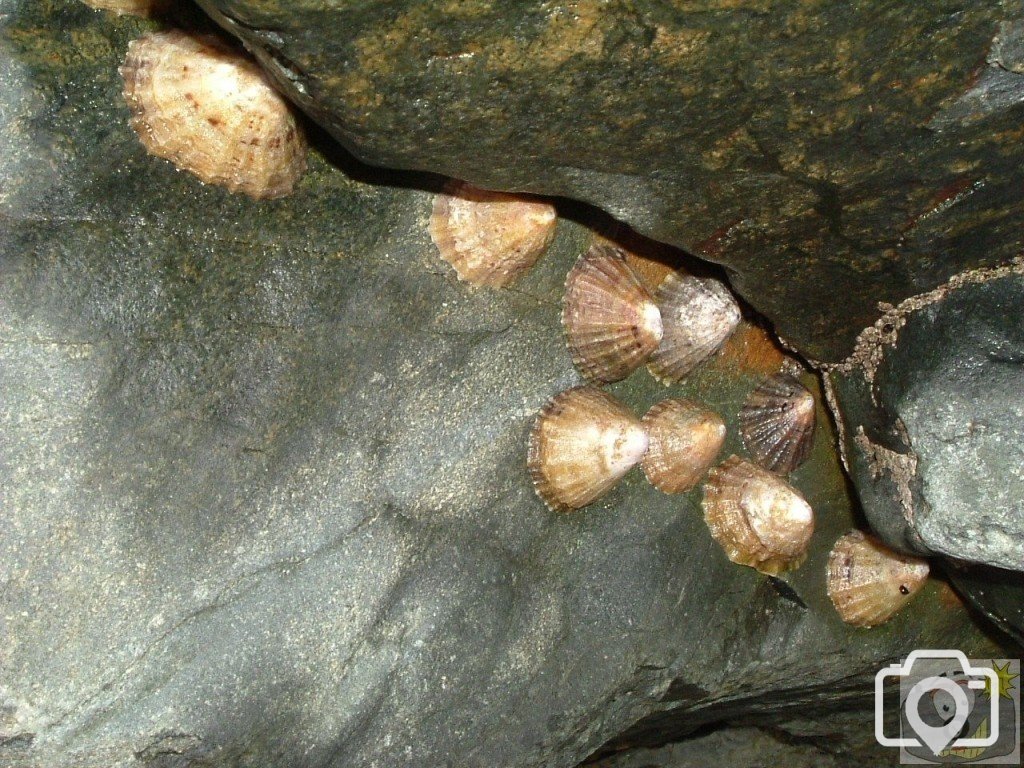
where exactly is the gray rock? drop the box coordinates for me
[0,3,1004,768]
[195,0,1024,364]
[828,266,1024,571]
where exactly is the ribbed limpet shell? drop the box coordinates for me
[702,456,814,575]
[81,0,168,16]
[121,30,307,199]
[428,181,557,288]
[641,398,725,494]
[562,243,664,383]
[739,373,816,474]
[527,386,648,512]
[648,272,741,384]
[827,530,930,628]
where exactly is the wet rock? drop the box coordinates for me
[0,4,1004,768]
[195,0,1024,363]
[827,266,1024,571]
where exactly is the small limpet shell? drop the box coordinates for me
[527,385,648,512]
[702,456,814,575]
[562,243,664,383]
[827,530,930,628]
[648,272,741,384]
[121,30,308,199]
[739,373,816,474]
[641,398,725,494]
[428,181,557,288]
[81,0,169,16]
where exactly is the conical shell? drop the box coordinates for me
[562,243,664,383]
[81,0,168,15]
[121,31,307,199]
[739,373,816,474]
[428,181,557,288]
[702,456,814,574]
[827,530,930,627]
[648,272,741,383]
[641,399,725,493]
[527,386,649,512]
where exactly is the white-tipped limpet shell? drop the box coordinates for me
[648,272,741,383]
[739,373,816,474]
[121,30,308,199]
[641,398,725,494]
[81,0,169,15]
[527,385,648,512]
[562,243,664,383]
[702,456,814,575]
[827,530,930,628]
[428,181,557,288]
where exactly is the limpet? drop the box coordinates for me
[827,530,929,628]
[648,272,740,383]
[428,181,557,288]
[641,398,725,494]
[739,372,816,474]
[121,30,307,199]
[527,385,648,512]
[562,243,663,383]
[702,456,814,575]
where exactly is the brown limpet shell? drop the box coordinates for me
[739,373,816,474]
[121,30,307,199]
[527,385,648,512]
[428,181,557,288]
[81,0,169,16]
[648,272,741,384]
[702,456,814,575]
[641,398,725,494]
[827,530,930,628]
[562,243,664,383]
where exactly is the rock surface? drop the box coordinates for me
[827,267,1024,569]
[196,0,1024,364]
[0,3,1007,768]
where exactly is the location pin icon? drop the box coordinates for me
[904,677,970,755]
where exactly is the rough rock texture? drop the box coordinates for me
[195,0,1024,364]
[826,265,1024,627]
[588,709,896,768]
[0,4,1003,768]
[826,264,1024,645]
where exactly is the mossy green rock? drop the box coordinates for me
[0,3,1006,767]
[198,0,1024,363]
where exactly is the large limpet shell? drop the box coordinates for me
[739,373,816,474]
[527,385,648,512]
[121,30,307,199]
[428,181,557,288]
[648,272,741,384]
[562,243,664,383]
[641,398,725,494]
[81,0,169,15]
[827,530,930,628]
[702,456,814,575]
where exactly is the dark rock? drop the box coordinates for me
[947,563,1024,647]
[827,266,1024,570]
[196,0,1024,363]
[0,3,1005,768]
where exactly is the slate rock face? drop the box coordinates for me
[827,266,1024,567]
[827,265,1024,638]
[197,0,1024,363]
[0,4,1001,768]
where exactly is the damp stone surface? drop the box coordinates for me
[0,3,1008,768]
[197,0,1024,364]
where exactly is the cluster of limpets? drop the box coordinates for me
[430,185,930,627]
[83,2,930,629]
